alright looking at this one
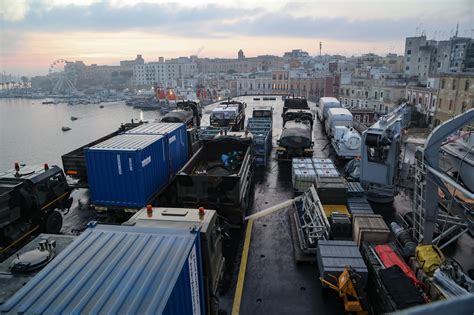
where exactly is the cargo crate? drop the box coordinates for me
[347,197,375,215]
[85,134,169,208]
[126,122,189,175]
[352,214,391,247]
[316,240,368,288]
[315,176,348,205]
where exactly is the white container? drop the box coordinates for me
[292,169,317,193]
[316,169,340,178]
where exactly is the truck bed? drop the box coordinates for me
[176,138,253,223]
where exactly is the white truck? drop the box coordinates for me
[325,107,353,137]
[317,97,341,122]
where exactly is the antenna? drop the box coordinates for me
[455,23,459,37]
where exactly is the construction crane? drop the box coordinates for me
[413,109,474,245]
[359,104,412,203]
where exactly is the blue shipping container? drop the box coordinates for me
[0,224,205,315]
[85,134,169,208]
[126,122,188,175]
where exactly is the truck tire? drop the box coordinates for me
[43,210,63,234]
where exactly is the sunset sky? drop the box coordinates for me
[1,0,472,76]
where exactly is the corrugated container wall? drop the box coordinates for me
[0,224,205,315]
[85,134,169,208]
[126,122,188,175]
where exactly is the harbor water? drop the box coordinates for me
[0,98,161,171]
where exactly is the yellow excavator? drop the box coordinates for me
[320,266,368,315]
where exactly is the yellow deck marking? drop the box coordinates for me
[231,218,254,315]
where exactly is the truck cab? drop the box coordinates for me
[124,207,224,315]
[210,100,246,131]
[0,164,72,249]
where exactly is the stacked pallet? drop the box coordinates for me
[247,117,272,167]
[292,158,316,193]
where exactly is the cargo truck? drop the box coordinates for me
[124,206,224,315]
[176,135,254,225]
[325,107,353,138]
[161,100,202,127]
[210,100,246,131]
[277,98,314,159]
[317,97,341,122]
[0,163,73,252]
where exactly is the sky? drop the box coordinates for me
[0,0,473,76]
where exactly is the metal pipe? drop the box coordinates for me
[425,165,474,199]
[439,228,469,250]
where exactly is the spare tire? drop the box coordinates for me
[43,210,63,234]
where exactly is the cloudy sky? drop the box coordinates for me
[1,0,472,76]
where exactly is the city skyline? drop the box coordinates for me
[1,0,473,76]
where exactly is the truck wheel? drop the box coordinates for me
[43,210,63,234]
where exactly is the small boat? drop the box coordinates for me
[70,116,78,121]
[100,105,104,108]
[61,126,71,132]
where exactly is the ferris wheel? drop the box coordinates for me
[48,59,77,93]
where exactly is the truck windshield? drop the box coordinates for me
[212,112,225,119]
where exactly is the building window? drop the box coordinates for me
[407,57,410,62]
[380,91,384,99]
[406,66,410,70]
[441,79,445,89]
[465,80,470,91]
[452,79,456,90]
[365,91,368,98]
[461,101,467,111]
[351,99,354,106]
[407,49,411,54]
[449,100,453,110]
[375,91,378,99]
[351,89,354,95]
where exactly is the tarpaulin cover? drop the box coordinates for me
[379,265,425,309]
[375,244,423,288]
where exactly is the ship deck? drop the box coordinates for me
[45,96,473,314]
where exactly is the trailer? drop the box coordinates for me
[176,136,254,225]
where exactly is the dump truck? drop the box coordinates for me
[124,206,225,315]
[0,163,72,251]
[176,135,254,225]
[210,100,246,131]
